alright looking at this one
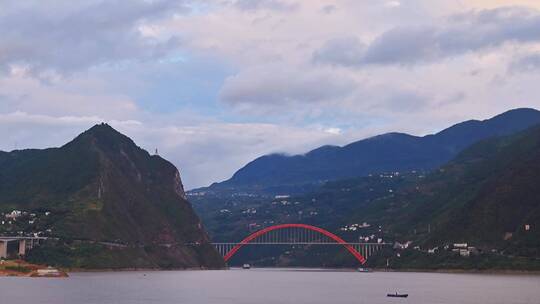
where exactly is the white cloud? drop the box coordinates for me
[0,111,141,127]
[324,127,342,135]
[219,64,357,112]
[385,1,401,8]
[3,0,540,189]
[0,70,138,118]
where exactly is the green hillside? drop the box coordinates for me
[192,124,540,269]
[0,124,224,269]
[374,124,540,255]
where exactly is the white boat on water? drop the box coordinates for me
[357,267,371,272]
[242,264,251,269]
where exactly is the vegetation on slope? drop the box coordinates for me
[0,124,224,269]
[192,123,540,269]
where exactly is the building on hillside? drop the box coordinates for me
[428,247,439,254]
[5,211,22,219]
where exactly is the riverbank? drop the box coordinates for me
[0,260,68,277]
[66,266,226,272]
[272,266,540,275]
[65,265,540,275]
[372,267,540,275]
[5,259,537,275]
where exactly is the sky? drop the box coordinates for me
[1,0,540,189]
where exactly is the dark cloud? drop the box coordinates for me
[0,0,189,73]
[314,6,540,67]
[313,36,366,66]
[362,27,437,64]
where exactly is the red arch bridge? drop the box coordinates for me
[211,224,390,265]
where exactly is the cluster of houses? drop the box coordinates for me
[271,199,302,206]
[445,243,479,257]
[219,209,231,214]
[217,193,322,227]
[393,241,480,257]
[0,210,52,237]
[340,222,371,232]
[360,235,384,243]
[274,195,290,199]
[272,200,292,206]
[241,208,257,215]
[366,172,401,178]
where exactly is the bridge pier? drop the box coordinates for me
[0,237,46,259]
[18,239,26,256]
[0,240,7,259]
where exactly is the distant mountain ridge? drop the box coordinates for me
[207,108,540,191]
[0,123,223,269]
[192,113,540,269]
[356,122,540,257]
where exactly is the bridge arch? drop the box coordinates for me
[223,223,366,264]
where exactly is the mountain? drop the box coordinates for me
[192,123,540,269]
[366,123,540,255]
[206,108,540,192]
[0,123,223,269]
[305,123,540,264]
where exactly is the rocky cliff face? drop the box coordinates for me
[0,123,224,269]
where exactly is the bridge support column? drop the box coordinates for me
[0,241,7,259]
[18,239,26,256]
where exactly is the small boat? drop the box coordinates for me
[357,267,371,272]
[242,263,251,269]
[387,292,408,298]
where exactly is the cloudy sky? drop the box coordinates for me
[1,0,540,189]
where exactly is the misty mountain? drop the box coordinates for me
[207,108,540,192]
[193,119,540,269]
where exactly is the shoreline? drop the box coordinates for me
[66,266,228,273]
[0,260,68,278]
[64,266,540,275]
[371,268,540,275]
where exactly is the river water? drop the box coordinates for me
[0,268,539,304]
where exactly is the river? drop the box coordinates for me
[0,268,539,304]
